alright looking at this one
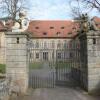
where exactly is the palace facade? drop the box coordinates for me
[0,17,100,63]
[28,20,78,62]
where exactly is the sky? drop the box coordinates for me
[26,0,100,20]
[27,0,72,20]
[1,0,100,20]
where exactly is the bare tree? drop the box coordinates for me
[70,0,100,19]
[70,0,84,20]
[0,0,27,20]
[83,0,100,12]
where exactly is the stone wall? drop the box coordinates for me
[0,32,6,64]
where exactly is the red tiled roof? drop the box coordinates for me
[93,16,100,29]
[0,17,100,38]
[5,20,14,30]
[0,20,14,31]
[27,20,79,38]
[0,21,7,31]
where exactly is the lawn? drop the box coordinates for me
[0,64,6,73]
[29,62,43,69]
[55,61,71,69]
[29,61,71,69]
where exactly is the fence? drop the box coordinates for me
[0,79,10,100]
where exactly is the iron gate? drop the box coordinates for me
[29,61,56,88]
[28,48,76,88]
[55,50,72,86]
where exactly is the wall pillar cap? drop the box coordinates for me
[4,32,32,39]
[86,30,100,36]
[77,30,100,39]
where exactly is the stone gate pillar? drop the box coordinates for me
[79,30,100,94]
[5,32,29,94]
[87,31,100,94]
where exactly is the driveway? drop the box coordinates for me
[10,87,100,100]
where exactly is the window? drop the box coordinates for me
[72,27,76,30]
[56,32,61,35]
[36,53,39,59]
[35,27,39,29]
[51,40,55,48]
[43,52,48,60]
[93,38,96,44]
[52,52,54,59]
[57,40,61,48]
[44,42,47,49]
[30,53,32,58]
[61,27,65,29]
[64,42,67,49]
[43,32,47,35]
[50,27,54,29]
[57,53,61,59]
[68,32,72,35]
[70,52,73,58]
[35,41,39,48]
[17,37,19,44]
[31,43,34,48]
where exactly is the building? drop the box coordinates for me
[0,17,100,63]
[27,20,79,62]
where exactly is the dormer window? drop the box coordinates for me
[50,27,54,29]
[68,32,72,35]
[61,27,65,29]
[35,27,39,29]
[72,27,76,30]
[56,32,61,35]
[43,32,47,35]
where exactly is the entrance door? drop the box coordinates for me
[43,52,48,61]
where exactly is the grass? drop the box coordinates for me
[0,64,6,74]
[29,61,71,69]
[29,62,43,69]
[55,61,71,68]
